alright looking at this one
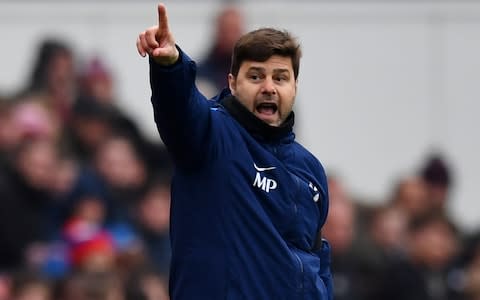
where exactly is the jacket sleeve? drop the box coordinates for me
[312,159,333,299]
[149,46,212,168]
[317,239,334,300]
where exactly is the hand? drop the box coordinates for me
[136,3,179,66]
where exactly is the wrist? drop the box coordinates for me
[154,49,179,66]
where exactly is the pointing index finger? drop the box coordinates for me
[157,3,169,32]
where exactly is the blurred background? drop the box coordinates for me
[0,0,479,299]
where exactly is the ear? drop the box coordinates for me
[228,73,236,95]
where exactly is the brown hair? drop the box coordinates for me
[230,28,302,79]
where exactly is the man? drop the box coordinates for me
[136,4,333,299]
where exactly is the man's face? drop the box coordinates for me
[228,55,297,127]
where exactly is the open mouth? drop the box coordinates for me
[256,102,278,116]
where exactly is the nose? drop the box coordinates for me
[261,78,276,95]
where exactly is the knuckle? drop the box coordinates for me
[146,30,155,39]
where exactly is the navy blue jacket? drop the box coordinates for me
[149,48,333,300]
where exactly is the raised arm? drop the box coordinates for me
[136,4,213,168]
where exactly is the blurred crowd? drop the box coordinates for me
[1,4,479,300]
[324,154,480,300]
[0,37,173,300]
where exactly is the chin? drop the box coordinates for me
[265,119,281,127]
[257,115,278,126]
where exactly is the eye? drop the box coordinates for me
[274,75,288,82]
[248,73,262,81]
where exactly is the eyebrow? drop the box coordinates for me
[247,66,290,74]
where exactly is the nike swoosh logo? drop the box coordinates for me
[254,163,277,172]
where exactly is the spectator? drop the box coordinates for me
[19,38,76,124]
[75,56,172,174]
[373,212,461,300]
[63,223,116,274]
[420,153,454,216]
[0,138,60,270]
[453,232,480,300]
[125,268,169,300]
[75,57,143,145]
[56,271,124,300]
[64,99,117,163]
[77,56,115,106]
[196,4,245,97]
[0,274,11,300]
[134,174,172,276]
[390,175,430,221]
[1,95,60,157]
[323,196,363,300]
[0,98,19,156]
[10,272,52,300]
[93,134,149,222]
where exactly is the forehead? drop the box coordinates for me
[239,55,293,73]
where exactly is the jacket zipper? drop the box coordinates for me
[270,144,305,296]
